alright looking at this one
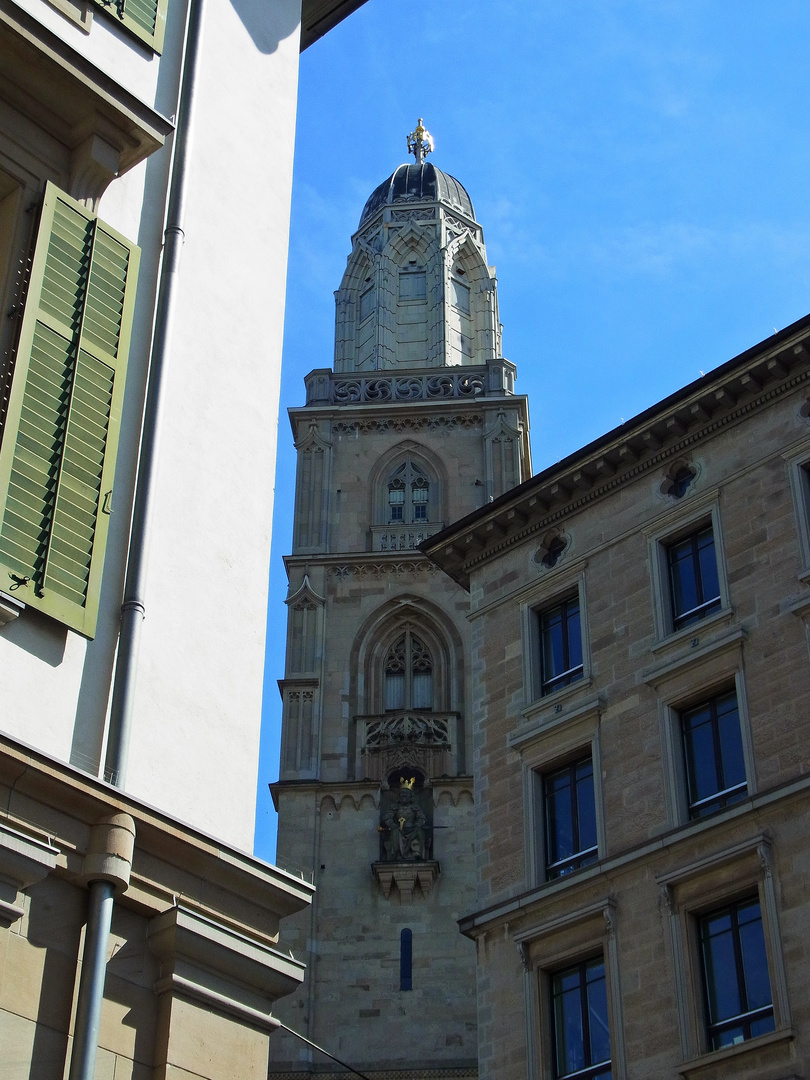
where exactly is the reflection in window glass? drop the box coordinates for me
[540,596,583,695]
[681,690,746,818]
[551,957,612,1079]
[667,525,721,629]
[699,897,774,1049]
[544,758,598,879]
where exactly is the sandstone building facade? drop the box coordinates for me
[424,315,810,1080]
[270,126,531,1077]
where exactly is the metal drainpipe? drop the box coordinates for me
[68,0,207,1074]
[105,0,206,789]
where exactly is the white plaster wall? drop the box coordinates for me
[14,0,164,108]
[121,0,301,848]
[0,0,301,851]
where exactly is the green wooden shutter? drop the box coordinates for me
[0,183,140,638]
[91,0,167,53]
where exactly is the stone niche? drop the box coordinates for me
[371,772,440,900]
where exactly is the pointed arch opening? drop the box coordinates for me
[369,441,446,552]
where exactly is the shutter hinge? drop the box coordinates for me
[102,490,113,515]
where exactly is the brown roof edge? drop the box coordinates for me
[421,311,810,582]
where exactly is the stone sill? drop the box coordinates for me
[678,1027,794,1079]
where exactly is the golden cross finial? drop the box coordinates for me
[407,118,434,165]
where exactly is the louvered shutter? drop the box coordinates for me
[91,0,167,53]
[0,183,140,638]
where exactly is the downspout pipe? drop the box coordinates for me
[68,0,206,1076]
[67,880,116,1080]
[105,0,206,789]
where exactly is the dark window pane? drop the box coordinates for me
[545,758,597,879]
[738,903,772,1011]
[540,596,583,694]
[552,959,611,1079]
[716,695,745,791]
[699,898,774,1050]
[670,539,699,615]
[682,691,746,818]
[701,912,742,1023]
[668,525,721,629]
[586,961,611,1066]
[400,928,412,991]
[576,762,597,854]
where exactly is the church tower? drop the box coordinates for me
[270,122,531,1078]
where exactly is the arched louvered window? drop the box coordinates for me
[384,629,434,710]
[387,460,430,524]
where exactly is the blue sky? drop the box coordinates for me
[254,0,810,862]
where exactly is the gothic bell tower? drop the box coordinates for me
[269,122,531,1079]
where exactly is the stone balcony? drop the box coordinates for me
[356,711,459,782]
[303,357,517,407]
[370,523,444,552]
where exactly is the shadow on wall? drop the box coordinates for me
[228,0,301,54]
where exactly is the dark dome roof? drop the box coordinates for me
[359,162,475,227]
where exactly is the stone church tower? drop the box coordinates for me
[269,122,531,1078]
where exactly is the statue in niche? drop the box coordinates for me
[379,776,429,862]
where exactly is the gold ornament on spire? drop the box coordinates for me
[407,118,434,165]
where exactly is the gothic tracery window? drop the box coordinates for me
[384,629,434,711]
[387,460,430,524]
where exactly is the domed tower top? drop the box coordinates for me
[359,163,476,228]
[335,120,502,372]
[358,118,476,227]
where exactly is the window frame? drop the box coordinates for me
[542,755,599,880]
[550,955,612,1080]
[538,593,584,696]
[697,895,775,1050]
[385,457,432,526]
[658,836,791,1070]
[679,688,748,820]
[648,500,731,646]
[523,572,591,707]
[383,626,434,712]
[510,694,604,889]
[515,898,627,1080]
[786,447,810,580]
[656,659,755,830]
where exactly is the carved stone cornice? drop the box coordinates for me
[424,322,810,588]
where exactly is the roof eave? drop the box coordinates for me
[300,0,369,50]
[421,312,810,587]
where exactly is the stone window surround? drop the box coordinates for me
[785,442,810,581]
[646,494,731,646]
[515,897,628,1080]
[657,835,793,1076]
[509,695,605,892]
[521,568,592,709]
[643,626,755,830]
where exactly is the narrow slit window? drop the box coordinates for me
[400,928,413,991]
